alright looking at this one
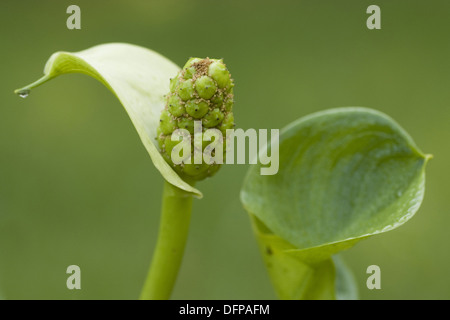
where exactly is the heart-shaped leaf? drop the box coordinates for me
[241,107,429,299]
[15,43,202,197]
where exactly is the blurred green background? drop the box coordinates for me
[1,0,449,299]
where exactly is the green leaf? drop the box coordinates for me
[15,43,202,197]
[241,107,430,299]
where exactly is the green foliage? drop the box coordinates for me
[14,41,429,300]
[156,57,234,181]
[241,107,430,299]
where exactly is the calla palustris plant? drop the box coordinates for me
[240,107,430,299]
[15,43,429,300]
[14,43,235,300]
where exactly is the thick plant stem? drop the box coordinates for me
[140,180,194,300]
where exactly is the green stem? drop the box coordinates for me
[140,180,194,300]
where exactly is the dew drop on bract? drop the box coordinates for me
[18,90,30,98]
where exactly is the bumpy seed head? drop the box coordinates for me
[156,57,235,181]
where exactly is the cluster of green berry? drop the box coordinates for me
[157,57,235,181]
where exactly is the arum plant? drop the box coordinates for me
[15,43,234,300]
[15,43,430,300]
[240,108,430,299]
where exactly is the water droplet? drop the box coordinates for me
[18,90,30,98]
